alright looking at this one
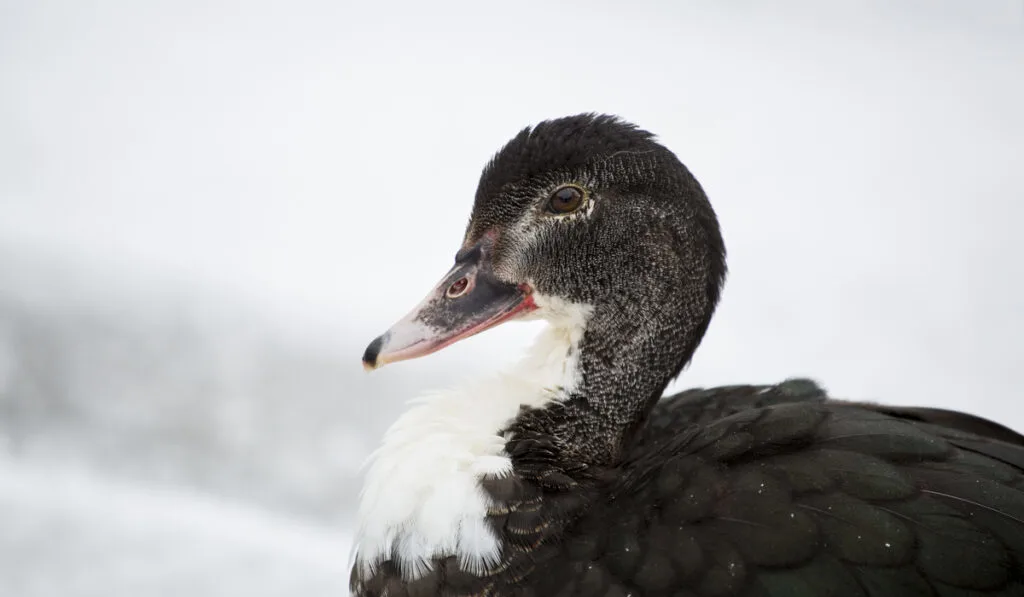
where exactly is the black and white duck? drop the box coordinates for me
[351,114,1024,597]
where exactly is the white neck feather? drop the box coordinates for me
[352,296,590,580]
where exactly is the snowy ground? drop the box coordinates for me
[0,456,352,597]
[0,255,374,596]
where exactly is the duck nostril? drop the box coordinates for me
[446,277,470,298]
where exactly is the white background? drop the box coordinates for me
[1,1,1023,595]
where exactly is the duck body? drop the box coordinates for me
[354,379,1024,597]
[351,115,1024,597]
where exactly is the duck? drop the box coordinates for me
[350,114,1024,597]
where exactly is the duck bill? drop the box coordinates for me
[362,256,536,371]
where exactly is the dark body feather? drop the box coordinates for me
[357,379,1024,597]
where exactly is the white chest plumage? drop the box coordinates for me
[351,298,590,580]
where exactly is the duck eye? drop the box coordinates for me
[547,186,585,214]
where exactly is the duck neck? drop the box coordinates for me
[510,295,713,467]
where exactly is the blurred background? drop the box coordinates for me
[2,1,1023,595]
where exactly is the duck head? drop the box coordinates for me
[362,114,726,457]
